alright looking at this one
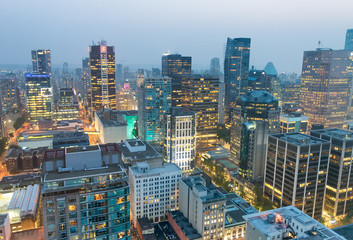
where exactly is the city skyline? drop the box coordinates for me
[1,0,353,73]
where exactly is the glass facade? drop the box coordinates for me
[345,29,353,51]
[25,74,53,124]
[300,49,353,129]
[90,41,116,111]
[32,49,51,75]
[43,170,130,240]
[161,53,191,77]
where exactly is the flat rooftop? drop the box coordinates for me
[65,145,99,153]
[44,165,124,182]
[333,223,353,239]
[169,211,201,239]
[11,227,45,240]
[272,133,328,146]
[312,128,353,140]
[130,163,181,176]
[118,140,161,160]
[225,193,258,227]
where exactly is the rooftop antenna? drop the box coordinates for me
[317,41,322,49]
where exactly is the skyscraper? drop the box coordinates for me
[161,53,191,77]
[138,77,172,144]
[25,74,53,124]
[224,37,251,106]
[264,62,281,105]
[210,57,221,75]
[264,133,330,220]
[246,69,271,93]
[230,91,280,163]
[82,58,90,105]
[164,107,197,172]
[89,40,116,111]
[31,49,51,75]
[300,49,353,129]
[182,75,219,151]
[345,29,353,51]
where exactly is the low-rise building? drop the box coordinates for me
[5,148,45,174]
[129,162,182,225]
[168,211,202,240]
[244,206,345,240]
[0,214,11,240]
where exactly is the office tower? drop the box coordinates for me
[345,29,353,51]
[25,74,53,124]
[218,79,225,124]
[281,81,301,105]
[0,112,7,139]
[246,69,271,92]
[0,74,17,111]
[244,206,345,240]
[129,162,182,225]
[41,145,130,240]
[264,133,330,219]
[62,62,69,75]
[152,68,161,77]
[161,53,191,77]
[164,107,197,172]
[264,62,281,105]
[300,49,353,129]
[138,77,171,144]
[238,121,269,180]
[137,69,145,88]
[230,91,280,161]
[182,75,219,151]
[280,112,309,134]
[311,129,353,218]
[210,57,220,75]
[116,83,138,111]
[31,49,51,75]
[53,88,79,121]
[82,58,91,104]
[89,40,116,111]
[179,176,226,240]
[224,37,251,107]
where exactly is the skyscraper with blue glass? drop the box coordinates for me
[345,29,353,51]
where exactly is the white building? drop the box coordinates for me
[179,176,227,240]
[94,109,127,144]
[129,162,182,225]
[243,206,345,240]
[164,107,197,172]
[0,214,11,240]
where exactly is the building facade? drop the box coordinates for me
[0,75,17,112]
[345,29,353,51]
[94,110,127,144]
[311,129,353,218]
[53,88,79,122]
[41,145,130,240]
[31,49,51,75]
[164,107,197,172]
[138,77,171,144]
[182,75,219,151]
[25,74,53,124]
[264,133,330,220]
[280,112,309,134]
[129,162,182,225]
[161,53,191,77]
[300,49,353,129]
[90,41,116,111]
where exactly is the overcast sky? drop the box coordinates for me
[1,0,353,73]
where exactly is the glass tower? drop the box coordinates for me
[89,41,116,111]
[161,53,191,77]
[345,29,353,51]
[300,49,353,129]
[32,49,52,75]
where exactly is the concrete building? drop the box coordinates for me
[129,162,182,225]
[5,148,44,174]
[280,112,309,134]
[244,206,345,240]
[94,109,127,144]
[0,214,11,240]
[117,139,163,168]
[41,144,130,240]
[164,107,197,172]
[136,217,156,240]
[179,176,226,240]
[264,133,331,220]
[311,129,353,218]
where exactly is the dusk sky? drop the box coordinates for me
[1,0,353,73]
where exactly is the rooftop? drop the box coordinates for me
[130,163,181,176]
[137,217,154,231]
[272,133,328,146]
[95,110,128,127]
[333,223,353,239]
[311,128,353,141]
[11,227,45,240]
[65,145,99,154]
[240,91,278,104]
[118,139,161,161]
[169,211,202,239]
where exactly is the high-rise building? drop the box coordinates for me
[53,88,79,121]
[129,162,182,225]
[116,83,137,111]
[264,62,281,105]
[89,40,116,111]
[264,133,330,220]
[210,57,221,75]
[238,121,269,180]
[152,68,161,77]
[82,58,91,105]
[0,74,17,112]
[138,77,171,144]
[41,145,130,240]
[281,82,301,105]
[230,91,280,162]
[164,107,197,172]
[31,49,51,75]
[280,112,309,134]
[224,37,251,107]
[161,53,191,77]
[246,69,271,92]
[345,29,353,51]
[182,75,219,151]
[244,206,345,240]
[25,74,53,124]
[179,176,226,240]
[300,49,353,129]
[311,129,353,218]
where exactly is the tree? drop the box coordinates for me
[0,138,8,156]
[13,116,25,130]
